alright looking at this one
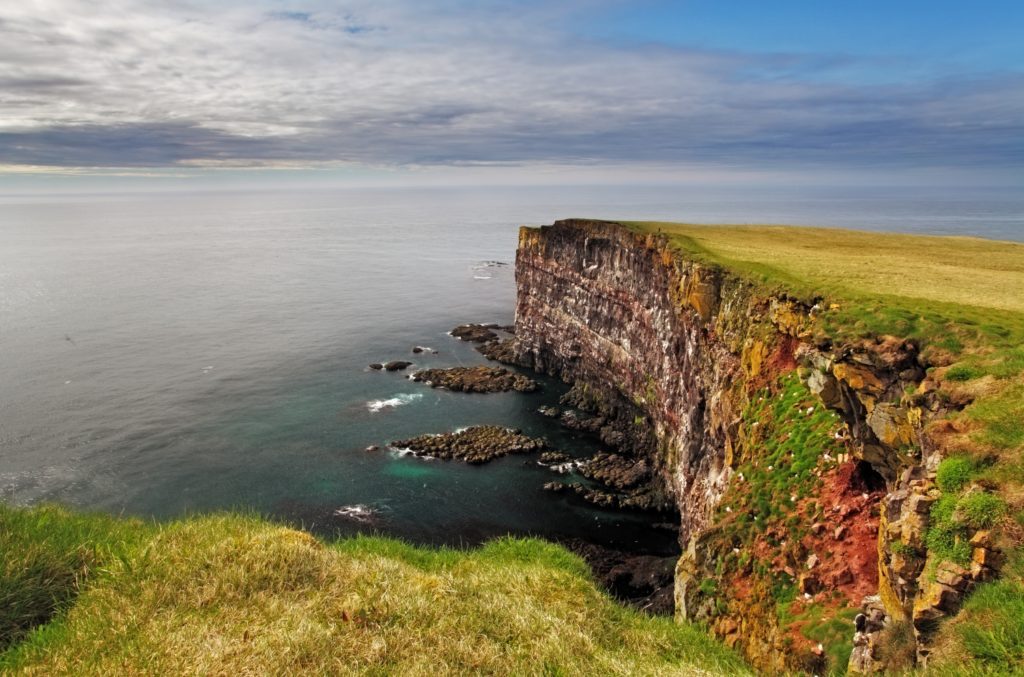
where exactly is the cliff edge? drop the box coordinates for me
[503,219,1024,674]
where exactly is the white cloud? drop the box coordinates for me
[0,0,1021,171]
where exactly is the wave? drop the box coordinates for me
[388,446,436,461]
[366,392,424,413]
[333,504,375,522]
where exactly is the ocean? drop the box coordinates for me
[1,184,1021,553]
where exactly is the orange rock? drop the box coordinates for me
[833,362,885,396]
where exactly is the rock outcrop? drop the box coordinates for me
[391,425,546,464]
[502,219,979,673]
[411,366,539,393]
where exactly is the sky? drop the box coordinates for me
[1,0,1022,191]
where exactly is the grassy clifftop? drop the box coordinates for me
[627,222,1024,671]
[0,504,749,675]
[626,221,1023,477]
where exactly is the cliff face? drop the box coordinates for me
[514,219,742,542]
[509,220,989,674]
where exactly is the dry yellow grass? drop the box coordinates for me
[2,509,750,676]
[629,222,1024,314]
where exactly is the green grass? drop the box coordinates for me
[0,504,152,651]
[926,494,974,567]
[957,492,1007,530]
[956,579,1024,666]
[927,550,1024,673]
[0,504,750,676]
[936,456,978,494]
[716,373,845,544]
[695,374,852,673]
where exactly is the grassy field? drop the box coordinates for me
[626,223,1024,315]
[628,221,1024,671]
[0,504,750,676]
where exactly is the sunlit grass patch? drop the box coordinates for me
[1,507,750,675]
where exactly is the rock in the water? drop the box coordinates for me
[476,337,522,364]
[542,479,671,512]
[411,366,539,393]
[384,360,413,371]
[542,451,672,512]
[365,445,380,452]
[369,363,384,370]
[580,452,651,491]
[560,409,606,433]
[411,346,424,354]
[539,451,571,465]
[391,425,546,464]
[450,324,499,343]
[537,405,561,418]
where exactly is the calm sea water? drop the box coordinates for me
[1,184,1021,552]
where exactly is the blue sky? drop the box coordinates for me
[0,0,1021,190]
[581,1,1023,73]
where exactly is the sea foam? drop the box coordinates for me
[366,392,423,413]
[333,504,375,522]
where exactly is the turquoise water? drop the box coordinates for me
[1,184,1021,553]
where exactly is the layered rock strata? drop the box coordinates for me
[504,219,981,673]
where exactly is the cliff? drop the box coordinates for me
[505,219,1024,674]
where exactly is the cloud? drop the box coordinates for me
[0,0,1020,173]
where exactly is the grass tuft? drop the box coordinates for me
[1,506,750,675]
[0,504,151,651]
[936,456,978,494]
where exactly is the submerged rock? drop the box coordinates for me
[450,324,499,343]
[411,366,539,393]
[392,425,546,464]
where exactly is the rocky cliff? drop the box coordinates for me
[503,219,1001,674]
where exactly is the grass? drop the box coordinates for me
[697,373,853,673]
[936,456,978,494]
[928,550,1024,674]
[626,221,1024,374]
[0,504,750,676]
[623,223,1024,316]
[0,504,152,651]
[714,373,845,548]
